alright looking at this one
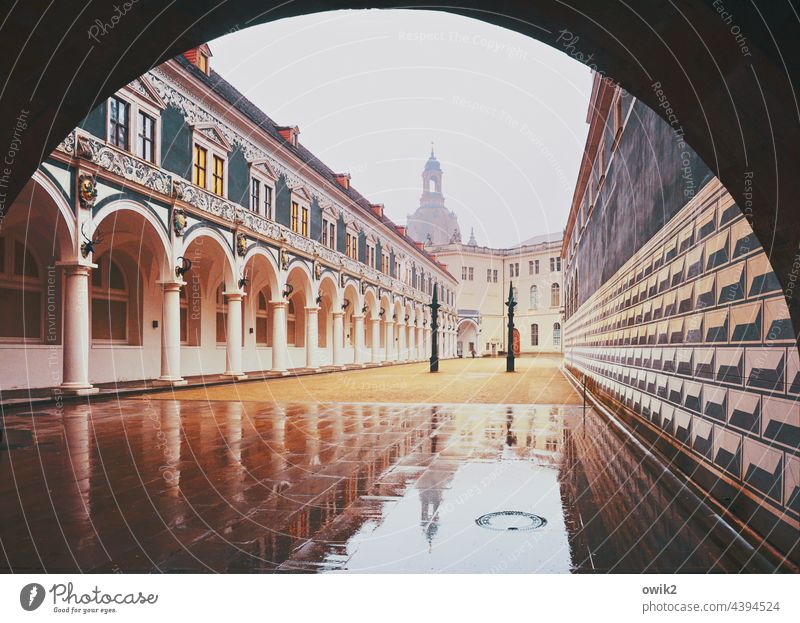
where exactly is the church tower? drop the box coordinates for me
[407,146,461,246]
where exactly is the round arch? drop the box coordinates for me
[3,3,796,331]
[93,200,171,266]
[317,272,341,309]
[183,227,238,290]
[30,170,76,251]
[242,246,280,295]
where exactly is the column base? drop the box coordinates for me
[56,384,99,396]
[222,372,249,381]
[154,377,188,387]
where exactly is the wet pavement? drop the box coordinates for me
[0,395,782,573]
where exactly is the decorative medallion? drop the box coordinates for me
[172,208,187,237]
[77,173,97,209]
[236,232,247,257]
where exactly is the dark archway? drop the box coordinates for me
[1,1,798,333]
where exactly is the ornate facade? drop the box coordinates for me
[0,49,460,393]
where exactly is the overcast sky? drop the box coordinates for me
[210,9,593,248]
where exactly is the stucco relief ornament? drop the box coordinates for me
[77,173,97,209]
[280,248,290,270]
[76,135,95,161]
[236,232,247,257]
[172,208,187,237]
[171,179,187,201]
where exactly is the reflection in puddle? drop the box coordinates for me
[0,401,778,572]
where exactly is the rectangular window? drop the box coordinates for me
[301,207,309,237]
[368,246,375,268]
[530,324,539,347]
[329,223,335,249]
[529,260,534,275]
[535,259,540,274]
[264,185,272,219]
[550,257,561,272]
[198,52,209,74]
[250,178,260,213]
[487,268,492,282]
[462,267,467,280]
[493,270,498,283]
[291,201,299,233]
[193,145,207,188]
[468,267,474,281]
[136,111,155,162]
[322,218,329,247]
[108,97,129,150]
[212,155,224,196]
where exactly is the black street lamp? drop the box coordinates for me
[428,284,440,373]
[506,282,516,372]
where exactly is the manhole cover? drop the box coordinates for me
[475,511,547,532]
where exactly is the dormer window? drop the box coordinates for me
[198,51,209,74]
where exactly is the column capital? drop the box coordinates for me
[270,300,287,309]
[224,292,245,302]
[305,305,320,313]
[353,313,365,320]
[157,280,184,292]
[56,261,96,275]
[332,310,344,318]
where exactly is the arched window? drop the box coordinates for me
[180,280,201,346]
[92,256,127,342]
[553,322,561,347]
[0,236,42,340]
[256,290,270,346]
[530,323,539,347]
[287,298,296,346]
[215,285,226,343]
[529,285,539,309]
[551,282,560,307]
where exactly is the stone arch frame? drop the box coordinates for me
[30,170,77,254]
[91,199,174,348]
[182,226,238,291]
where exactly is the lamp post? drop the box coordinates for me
[506,282,516,372]
[428,284,440,373]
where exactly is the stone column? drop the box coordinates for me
[397,321,406,361]
[417,326,424,359]
[223,292,246,378]
[370,318,381,363]
[59,264,97,394]
[305,305,320,369]
[158,281,186,385]
[408,323,415,360]
[271,300,288,372]
[332,311,344,366]
[384,320,395,362]
[353,314,365,365]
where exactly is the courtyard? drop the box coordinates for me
[0,356,783,573]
